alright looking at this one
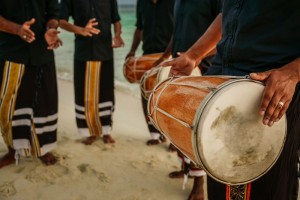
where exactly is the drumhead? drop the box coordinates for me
[157,66,202,82]
[157,66,171,83]
[193,79,286,185]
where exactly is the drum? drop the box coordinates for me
[148,76,286,185]
[140,65,201,99]
[123,53,163,83]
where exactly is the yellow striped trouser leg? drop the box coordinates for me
[0,61,25,147]
[84,61,102,136]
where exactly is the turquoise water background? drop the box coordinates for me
[55,5,142,95]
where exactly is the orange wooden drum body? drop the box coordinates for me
[148,76,228,161]
[148,76,286,184]
[123,53,163,83]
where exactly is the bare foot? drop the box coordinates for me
[39,152,57,166]
[82,136,97,145]
[0,147,15,168]
[146,135,166,146]
[187,176,204,200]
[146,139,160,145]
[168,143,177,152]
[169,170,184,178]
[169,170,194,179]
[103,135,115,144]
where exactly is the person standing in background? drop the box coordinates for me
[0,0,62,167]
[126,0,174,146]
[59,0,125,145]
[159,0,222,199]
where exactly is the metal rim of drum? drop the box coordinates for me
[191,77,287,185]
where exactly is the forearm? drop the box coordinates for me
[282,57,300,82]
[162,37,173,59]
[0,16,21,35]
[128,28,142,54]
[113,21,122,37]
[59,19,84,35]
[186,13,222,64]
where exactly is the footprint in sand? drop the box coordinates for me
[13,166,26,174]
[77,163,109,183]
[25,163,69,183]
[0,182,16,197]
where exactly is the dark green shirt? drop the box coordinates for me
[172,0,222,66]
[0,0,59,66]
[136,0,174,55]
[208,0,300,76]
[60,0,121,61]
[172,0,222,67]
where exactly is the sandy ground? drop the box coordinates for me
[0,79,208,200]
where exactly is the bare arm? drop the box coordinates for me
[186,14,222,64]
[125,28,142,59]
[0,16,36,43]
[152,36,173,67]
[0,16,21,35]
[112,21,124,48]
[161,13,222,76]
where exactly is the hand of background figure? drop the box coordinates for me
[112,35,125,48]
[18,18,36,43]
[45,28,63,50]
[250,64,300,127]
[160,52,198,77]
[82,18,100,37]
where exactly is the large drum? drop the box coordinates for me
[140,65,201,99]
[123,53,164,83]
[148,76,286,185]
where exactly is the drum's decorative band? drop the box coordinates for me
[226,184,252,200]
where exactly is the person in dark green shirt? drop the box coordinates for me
[59,0,124,145]
[161,1,222,200]
[126,0,174,146]
[0,0,62,167]
[162,0,300,199]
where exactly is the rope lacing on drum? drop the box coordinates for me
[133,57,138,81]
[148,77,193,133]
[154,107,192,128]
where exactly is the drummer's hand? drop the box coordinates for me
[160,52,197,76]
[250,65,299,126]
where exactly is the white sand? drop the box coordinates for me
[0,79,207,200]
